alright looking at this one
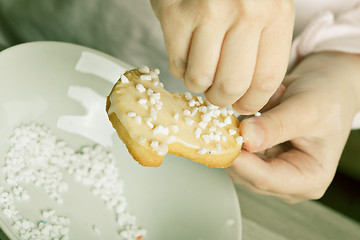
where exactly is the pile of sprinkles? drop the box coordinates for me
[0,123,146,240]
[116,65,244,156]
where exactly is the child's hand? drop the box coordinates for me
[150,0,294,114]
[226,52,360,203]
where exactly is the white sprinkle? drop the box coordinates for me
[151,141,159,150]
[127,112,136,117]
[155,102,163,110]
[191,107,199,116]
[153,93,161,101]
[214,109,221,116]
[146,121,154,129]
[150,72,158,79]
[171,125,180,133]
[224,116,232,125]
[183,109,191,116]
[154,81,159,86]
[216,144,222,151]
[160,82,164,88]
[185,92,192,100]
[188,99,196,107]
[140,75,152,81]
[149,96,156,105]
[229,129,237,135]
[255,112,262,117]
[220,108,228,116]
[214,134,221,142]
[139,65,150,74]
[137,98,147,105]
[236,136,244,145]
[207,101,219,110]
[199,106,208,113]
[194,128,201,138]
[120,74,129,84]
[201,114,212,122]
[139,137,146,143]
[136,84,146,93]
[209,126,217,132]
[135,116,142,124]
[197,96,204,104]
[198,121,208,129]
[154,68,160,75]
[153,125,169,135]
[185,118,195,126]
[150,108,157,120]
[228,109,234,115]
[218,122,227,128]
[213,119,220,126]
[147,89,154,96]
[202,135,210,144]
[222,135,227,142]
[197,148,209,155]
[174,113,179,121]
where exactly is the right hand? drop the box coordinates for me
[227,52,360,203]
[150,0,294,114]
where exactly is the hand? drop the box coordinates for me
[226,52,360,203]
[150,0,294,114]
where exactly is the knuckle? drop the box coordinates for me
[235,100,262,114]
[254,75,279,94]
[185,73,212,92]
[217,79,247,97]
[169,58,187,78]
[251,178,270,192]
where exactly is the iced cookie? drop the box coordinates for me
[106,66,243,168]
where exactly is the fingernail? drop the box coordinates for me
[243,122,264,150]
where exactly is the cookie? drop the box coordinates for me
[106,66,243,168]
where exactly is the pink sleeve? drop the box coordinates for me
[289,3,360,129]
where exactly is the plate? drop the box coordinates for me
[0,42,241,240]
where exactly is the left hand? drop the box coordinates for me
[226,52,360,203]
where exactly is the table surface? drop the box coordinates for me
[235,184,360,240]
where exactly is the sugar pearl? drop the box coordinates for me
[139,65,150,74]
[197,148,209,155]
[185,92,192,100]
[194,128,201,139]
[185,117,195,126]
[140,75,152,81]
[236,136,244,145]
[136,84,146,93]
[120,75,129,84]
[171,125,180,133]
[229,129,237,136]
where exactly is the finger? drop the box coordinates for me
[259,84,286,112]
[240,92,318,153]
[229,149,320,199]
[184,26,226,92]
[205,23,261,106]
[226,166,304,203]
[161,17,194,78]
[232,19,293,114]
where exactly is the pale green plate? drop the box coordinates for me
[0,42,241,240]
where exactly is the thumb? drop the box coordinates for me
[240,94,315,153]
